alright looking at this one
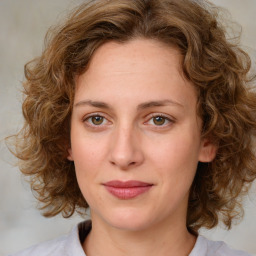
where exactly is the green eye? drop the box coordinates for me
[91,116,104,125]
[153,116,166,126]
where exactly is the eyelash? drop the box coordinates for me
[145,113,174,128]
[82,113,174,129]
[83,113,110,128]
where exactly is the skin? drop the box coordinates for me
[68,39,216,256]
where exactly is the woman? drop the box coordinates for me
[9,0,256,255]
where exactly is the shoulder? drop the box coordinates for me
[190,235,252,256]
[9,221,91,256]
[9,234,69,256]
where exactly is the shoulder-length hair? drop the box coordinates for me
[11,0,256,233]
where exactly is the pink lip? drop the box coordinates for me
[103,180,153,199]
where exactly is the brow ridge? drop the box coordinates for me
[137,99,183,110]
[74,99,183,110]
[74,100,111,109]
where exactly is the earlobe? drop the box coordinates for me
[198,138,217,163]
[67,148,74,161]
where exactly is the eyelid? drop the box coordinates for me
[83,112,112,128]
[144,113,175,127]
[82,112,175,129]
[83,112,104,120]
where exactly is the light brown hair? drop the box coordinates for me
[11,0,256,233]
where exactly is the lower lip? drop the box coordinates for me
[104,186,152,199]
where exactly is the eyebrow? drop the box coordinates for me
[137,100,184,110]
[74,99,184,109]
[74,100,111,109]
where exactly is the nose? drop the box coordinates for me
[109,125,144,170]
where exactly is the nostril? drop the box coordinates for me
[110,161,136,166]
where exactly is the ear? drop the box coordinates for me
[198,138,217,163]
[67,148,74,161]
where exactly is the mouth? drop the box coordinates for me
[103,180,153,200]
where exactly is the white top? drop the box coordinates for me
[9,221,252,256]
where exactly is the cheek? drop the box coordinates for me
[150,136,200,168]
[72,142,103,175]
[147,131,200,190]
[70,135,105,193]
[71,128,108,165]
[71,138,106,206]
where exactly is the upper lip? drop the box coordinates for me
[103,180,153,188]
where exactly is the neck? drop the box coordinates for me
[83,216,196,256]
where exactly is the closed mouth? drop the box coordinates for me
[103,180,153,199]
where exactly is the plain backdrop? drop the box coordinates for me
[0,0,255,255]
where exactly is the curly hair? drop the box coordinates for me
[11,0,256,233]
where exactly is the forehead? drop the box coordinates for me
[85,39,184,77]
[75,39,197,111]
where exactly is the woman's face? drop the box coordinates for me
[68,39,216,232]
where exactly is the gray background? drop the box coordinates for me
[0,0,255,255]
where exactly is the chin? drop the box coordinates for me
[103,207,157,232]
[110,219,152,232]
